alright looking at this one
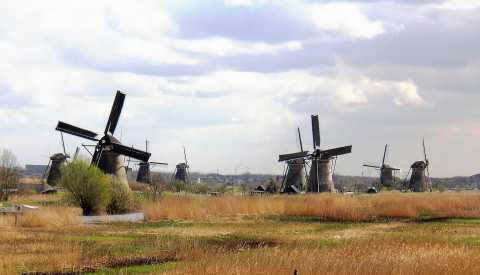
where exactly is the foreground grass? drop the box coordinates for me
[2,192,480,274]
[144,192,480,221]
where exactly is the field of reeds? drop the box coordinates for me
[2,191,480,274]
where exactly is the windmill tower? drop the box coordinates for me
[307,115,352,193]
[405,139,431,192]
[172,146,190,183]
[136,140,168,183]
[278,127,308,193]
[278,115,352,193]
[55,91,151,188]
[363,144,400,188]
[42,133,81,186]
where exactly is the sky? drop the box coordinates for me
[0,0,479,178]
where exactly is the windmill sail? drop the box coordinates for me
[55,90,150,188]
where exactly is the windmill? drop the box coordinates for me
[404,138,431,192]
[55,90,151,188]
[278,115,352,193]
[42,132,71,186]
[278,127,308,193]
[363,144,400,188]
[172,146,190,183]
[136,140,168,183]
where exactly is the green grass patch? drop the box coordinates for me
[67,235,136,242]
[302,237,344,248]
[85,261,182,274]
[314,222,358,232]
[111,220,194,229]
[262,214,323,223]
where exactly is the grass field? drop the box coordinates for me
[2,191,480,274]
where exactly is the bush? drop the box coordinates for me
[0,148,20,201]
[265,178,278,194]
[107,175,136,214]
[59,159,112,215]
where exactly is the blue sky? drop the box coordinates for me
[1,0,479,177]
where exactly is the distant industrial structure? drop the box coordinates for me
[25,165,48,176]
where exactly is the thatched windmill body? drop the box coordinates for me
[278,128,308,193]
[307,115,352,193]
[55,91,151,188]
[405,139,431,192]
[363,144,400,188]
[135,140,167,183]
[279,115,352,193]
[43,134,81,186]
[172,146,190,183]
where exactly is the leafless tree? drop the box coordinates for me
[0,148,20,201]
[148,172,167,202]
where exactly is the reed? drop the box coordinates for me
[173,237,480,274]
[0,206,82,228]
[143,192,480,222]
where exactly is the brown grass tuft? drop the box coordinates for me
[0,206,83,228]
[144,192,480,222]
[173,238,480,275]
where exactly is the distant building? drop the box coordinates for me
[25,165,48,176]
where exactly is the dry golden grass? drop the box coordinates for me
[0,206,82,228]
[173,238,480,275]
[3,191,480,274]
[144,192,480,222]
[143,195,286,221]
[0,230,82,274]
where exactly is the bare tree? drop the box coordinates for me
[148,172,166,202]
[0,148,20,201]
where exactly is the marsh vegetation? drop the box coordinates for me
[2,192,480,274]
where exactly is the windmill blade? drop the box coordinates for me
[73,147,80,160]
[422,138,428,164]
[311,115,321,149]
[363,163,381,169]
[426,165,432,190]
[423,138,432,190]
[60,132,69,158]
[319,145,352,158]
[382,144,387,166]
[42,160,52,181]
[150,162,168,165]
[91,146,104,166]
[278,151,309,162]
[316,158,320,192]
[403,167,412,189]
[183,146,188,166]
[104,90,126,135]
[297,127,304,152]
[383,166,401,171]
[56,121,98,141]
[110,142,151,162]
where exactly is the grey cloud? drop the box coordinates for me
[61,46,213,77]
[173,2,315,43]
[0,84,34,109]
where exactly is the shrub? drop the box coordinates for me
[0,148,20,201]
[107,175,136,214]
[59,159,112,215]
[265,178,278,194]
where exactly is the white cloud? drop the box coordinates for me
[0,110,28,124]
[173,38,302,57]
[307,2,385,39]
[436,0,480,10]
[225,0,253,7]
[334,84,367,104]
